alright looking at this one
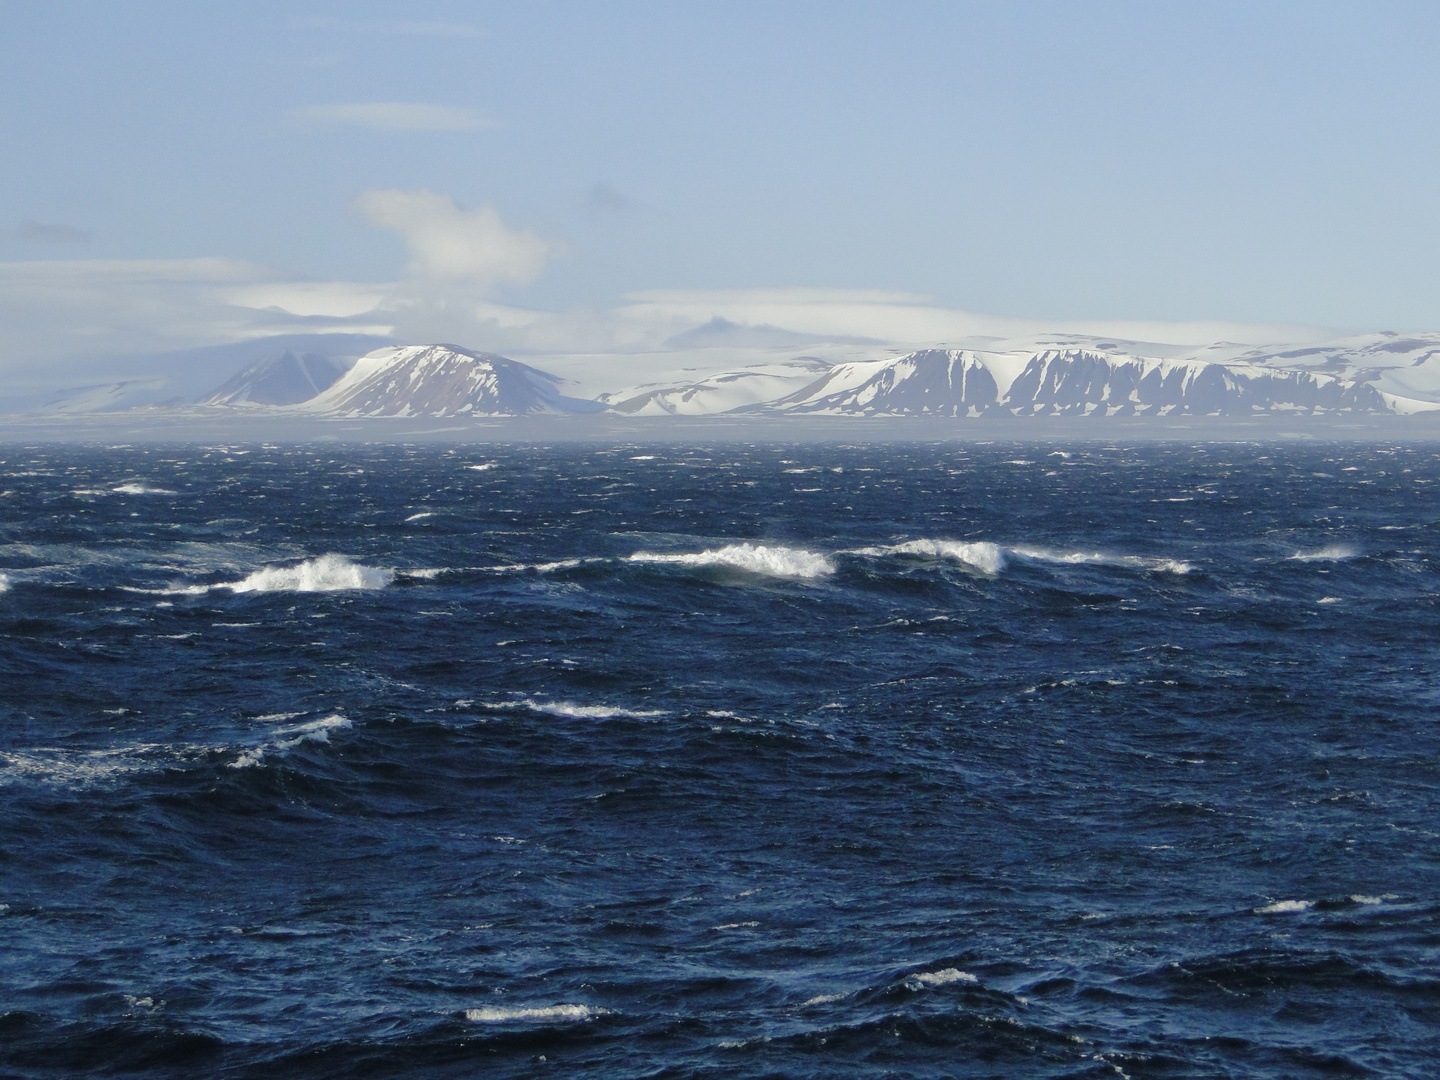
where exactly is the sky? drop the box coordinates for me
[3,1,1440,377]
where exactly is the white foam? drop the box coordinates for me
[852,539,1007,575]
[405,512,435,521]
[112,483,178,495]
[799,992,846,1006]
[0,573,9,593]
[483,557,593,574]
[1009,546,1193,574]
[1254,899,1313,914]
[1288,544,1359,562]
[464,1004,604,1023]
[521,700,666,720]
[230,714,351,769]
[466,463,496,471]
[905,968,979,989]
[627,543,835,579]
[229,554,392,593]
[0,742,204,788]
[850,539,1189,576]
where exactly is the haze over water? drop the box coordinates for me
[1,441,1438,1078]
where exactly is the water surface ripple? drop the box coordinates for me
[1,441,1438,1078]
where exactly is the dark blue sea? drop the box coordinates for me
[2,440,1438,1079]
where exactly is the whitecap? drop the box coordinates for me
[0,573,9,593]
[519,700,666,720]
[1254,899,1313,914]
[628,543,835,579]
[405,512,435,522]
[0,742,207,788]
[230,714,351,769]
[466,463,496,471]
[799,992,846,1007]
[1288,544,1359,562]
[851,539,1006,575]
[905,968,978,990]
[1009,546,1193,574]
[482,557,594,574]
[464,1004,604,1023]
[228,554,392,593]
[112,483,178,495]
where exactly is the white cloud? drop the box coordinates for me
[354,189,558,285]
[290,103,493,132]
[0,259,393,373]
[616,288,1326,352]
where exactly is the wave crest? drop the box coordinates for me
[627,543,835,579]
[905,967,979,990]
[852,539,1007,574]
[112,483,178,495]
[230,554,392,593]
[1288,544,1359,562]
[230,714,351,769]
[464,1003,605,1023]
[852,539,1190,575]
[521,700,666,720]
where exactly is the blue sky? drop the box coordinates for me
[3,1,1440,367]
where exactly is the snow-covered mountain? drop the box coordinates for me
[766,350,1007,416]
[21,333,390,414]
[301,344,603,417]
[201,349,353,406]
[599,356,831,415]
[647,345,1436,417]
[1001,349,1397,416]
[1215,331,1440,404]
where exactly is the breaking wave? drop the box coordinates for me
[1288,544,1359,562]
[490,699,667,720]
[850,539,1190,575]
[1009,545,1194,574]
[464,1004,605,1023]
[112,483,178,495]
[850,539,1007,574]
[627,543,836,579]
[230,554,392,593]
[0,742,209,788]
[904,967,979,990]
[1254,899,1314,914]
[230,714,352,769]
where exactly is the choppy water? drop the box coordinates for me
[2,441,1438,1078]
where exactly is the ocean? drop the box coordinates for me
[1,439,1437,1078]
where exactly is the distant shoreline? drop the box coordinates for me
[4,410,1440,444]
